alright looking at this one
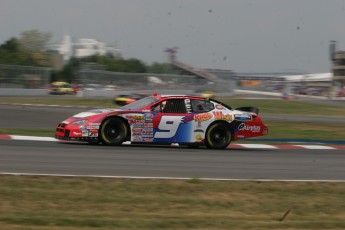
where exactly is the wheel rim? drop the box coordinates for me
[106,126,119,139]
[206,123,231,149]
[211,127,227,145]
[101,118,127,145]
[106,125,119,140]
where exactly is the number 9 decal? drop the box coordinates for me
[154,116,184,138]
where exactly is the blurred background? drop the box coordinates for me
[0,0,345,99]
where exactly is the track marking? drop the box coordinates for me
[11,135,57,142]
[234,144,279,149]
[295,145,336,150]
[1,172,345,183]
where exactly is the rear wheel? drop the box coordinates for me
[100,117,127,145]
[205,123,231,149]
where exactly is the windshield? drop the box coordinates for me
[120,96,158,110]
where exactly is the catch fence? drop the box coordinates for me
[0,64,51,89]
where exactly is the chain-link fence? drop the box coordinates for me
[0,64,235,96]
[78,69,235,96]
[0,64,51,89]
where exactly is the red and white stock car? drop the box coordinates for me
[55,94,268,149]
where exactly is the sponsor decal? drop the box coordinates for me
[195,134,203,142]
[144,113,153,122]
[144,123,153,128]
[88,123,101,126]
[213,111,233,121]
[125,115,135,119]
[143,138,153,142]
[82,130,88,137]
[133,124,144,128]
[234,114,252,121]
[87,125,99,129]
[135,115,144,120]
[135,119,145,124]
[238,123,261,132]
[194,113,213,122]
[132,128,143,133]
[194,129,204,133]
[124,114,144,120]
[144,113,153,119]
[132,136,143,142]
[88,130,98,137]
[142,130,153,135]
[215,104,224,110]
[128,119,135,124]
[72,132,82,136]
[132,132,141,136]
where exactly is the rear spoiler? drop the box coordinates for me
[235,106,259,115]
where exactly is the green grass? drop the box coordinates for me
[259,121,345,141]
[218,98,345,116]
[0,96,115,108]
[0,175,345,230]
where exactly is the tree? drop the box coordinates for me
[147,62,175,74]
[0,37,30,65]
[17,30,52,67]
[18,29,52,52]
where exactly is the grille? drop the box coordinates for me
[64,130,70,138]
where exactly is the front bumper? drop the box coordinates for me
[55,123,99,142]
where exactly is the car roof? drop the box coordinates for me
[51,81,70,85]
[159,94,205,100]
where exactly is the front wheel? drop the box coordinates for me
[100,117,128,145]
[205,123,231,149]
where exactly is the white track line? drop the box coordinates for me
[1,172,345,183]
[236,144,278,149]
[295,145,336,150]
[11,135,57,142]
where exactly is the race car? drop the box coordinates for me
[48,81,74,95]
[113,93,149,106]
[55,94,268,149]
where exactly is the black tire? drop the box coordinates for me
[205,123,231,149]
[100,117,128,145]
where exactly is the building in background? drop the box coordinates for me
[56,35,122,63]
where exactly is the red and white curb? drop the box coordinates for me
[1,134,344,150]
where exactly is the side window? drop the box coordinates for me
[162,99,187,113]
[151,103,162,112]
[191,100,214,113]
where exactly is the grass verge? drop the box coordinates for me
[218,98,345,116]
[0,175,345,230]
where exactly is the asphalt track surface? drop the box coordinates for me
[1,104,345,181]
[1,139,345,181]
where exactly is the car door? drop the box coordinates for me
[151,99,193,143]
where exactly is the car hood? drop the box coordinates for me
[72,108,117,118]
